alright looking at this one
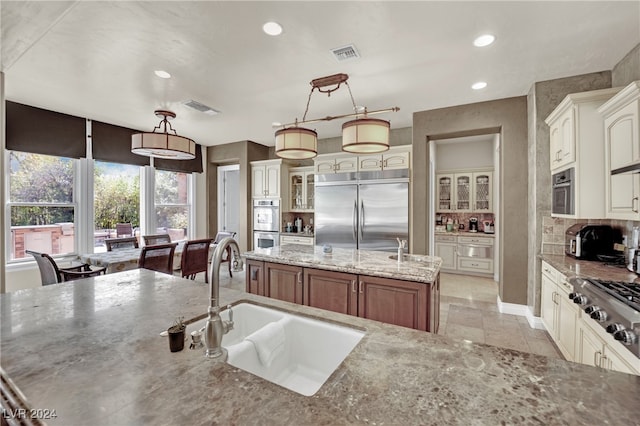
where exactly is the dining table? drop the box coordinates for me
[78,241,214,274]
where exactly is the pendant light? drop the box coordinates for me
[275,73,398,159]
[132,110,196,160]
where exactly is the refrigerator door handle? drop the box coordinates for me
[352,201,357,242]
[360,201,365,240]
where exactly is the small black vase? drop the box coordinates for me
[168,327,185,352]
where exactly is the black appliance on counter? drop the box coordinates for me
[565,224,619,260]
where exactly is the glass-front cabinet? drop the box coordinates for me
[289,166,314,212]
[436,169,493,213]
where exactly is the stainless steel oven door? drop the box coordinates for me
[552,168,574,215]
[254,231,279,250]
[253,199,280,232]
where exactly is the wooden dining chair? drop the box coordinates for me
[180,238,214,283]
[26,250,107,285]
[138,242,178,274]
[116,222,134,237]
[105,237,139,251]
[143,234,171,246]
[213,231,237,277]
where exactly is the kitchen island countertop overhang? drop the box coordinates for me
[1,269,639,425]
[243,244,442,284]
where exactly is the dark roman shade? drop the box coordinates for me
[91,120,150,167]
[6,101,86,158]
[92,120,203,172]
[154,144,203,173]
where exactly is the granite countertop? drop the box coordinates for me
[1,269,638,425]
[279,231,314,237]
[541,253,640,282]
[435,231,495,237]
[244,245,442,284]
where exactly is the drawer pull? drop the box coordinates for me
[351,280,356,293]
[359,281,364,294]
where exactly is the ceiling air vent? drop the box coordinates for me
[331,44,360,62]
[183,99,220,116]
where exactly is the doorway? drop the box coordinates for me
[429,133,500,282]
[217,165,240,241]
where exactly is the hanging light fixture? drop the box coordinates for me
[275,73,398,159]
[132,110,196,160]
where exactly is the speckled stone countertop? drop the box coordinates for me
[435,231,495,238]
[1,269,639,425]
[244,245,441,284]
[541,253,640,282]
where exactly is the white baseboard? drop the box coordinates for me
[496,296,546,330]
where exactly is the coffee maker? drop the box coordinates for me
[469,217,478,233]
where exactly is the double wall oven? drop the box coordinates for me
[253,199,280,249]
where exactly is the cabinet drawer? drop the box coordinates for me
[541,261,558,282]
[457,243,492,259]
[435,234,456,243]
[458,236,494,245]
[458,257,493,273]
[280,235,314,245]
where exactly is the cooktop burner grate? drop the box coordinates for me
[588,279,640,311]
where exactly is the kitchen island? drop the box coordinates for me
[1,269,639,425]
[243,245,441,332]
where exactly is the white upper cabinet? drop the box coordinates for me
[436,169,493,213]
[251,159,286,198]
[599,81,640,220]
[545,87,621,218]
[314,153,358,175]
[289,166,314,212]
[548,107,575,171]
[358,146,411,171]
[315,146,412,175]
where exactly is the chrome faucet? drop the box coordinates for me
[204,237,244,360]
[396,238,407,263]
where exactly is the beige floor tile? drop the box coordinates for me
[526,337,563,359]
[484,329,530,352]
[444,323,486,344]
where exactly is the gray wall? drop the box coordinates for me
[527,71,612,315]
[207,141,269,252]
[412,97,528,305]
[612,43,640,87]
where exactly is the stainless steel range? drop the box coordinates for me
[570,277,640,357]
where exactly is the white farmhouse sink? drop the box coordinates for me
[192,303,365,396]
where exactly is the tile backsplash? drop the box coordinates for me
[541,212,640,255]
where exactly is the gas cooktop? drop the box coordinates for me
[588,279,640,311]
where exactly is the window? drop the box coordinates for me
[155,170,191,241]
[94,161,141,252]
[7,152,76,260]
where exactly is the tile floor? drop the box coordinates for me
[185,268,563,360]
[438,272,563,359]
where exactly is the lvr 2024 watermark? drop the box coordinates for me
[2,408,57,420]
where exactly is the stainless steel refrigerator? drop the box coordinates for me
[315,170,409,251]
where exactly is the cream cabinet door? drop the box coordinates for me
[265,164,280,197]
[251,166,266,197]
[436,174,454,212]
[556,290,578,361]
[383,150,410,170]
[603,346,639,375]
[578,321,603,368]
[358,155,383,171]
[550,107,575,171]
[540,273,557,337]
[605,100,640,219]
[472,171,492,212]
[435,242,457,270]
[454,173,472,212]
[335,156,358,173]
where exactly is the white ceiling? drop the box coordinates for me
[1,1,638,149]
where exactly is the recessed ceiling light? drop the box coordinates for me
[473,34,495,47]
[472,81,487,90]
[154,70,171,79]
[263,21,283,36]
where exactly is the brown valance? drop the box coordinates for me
[91,120,150,167]
[5,101,86,158]
[154,144,204,173]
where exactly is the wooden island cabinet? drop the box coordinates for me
[245,248,441,333]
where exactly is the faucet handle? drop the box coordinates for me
[226,304,233,323]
